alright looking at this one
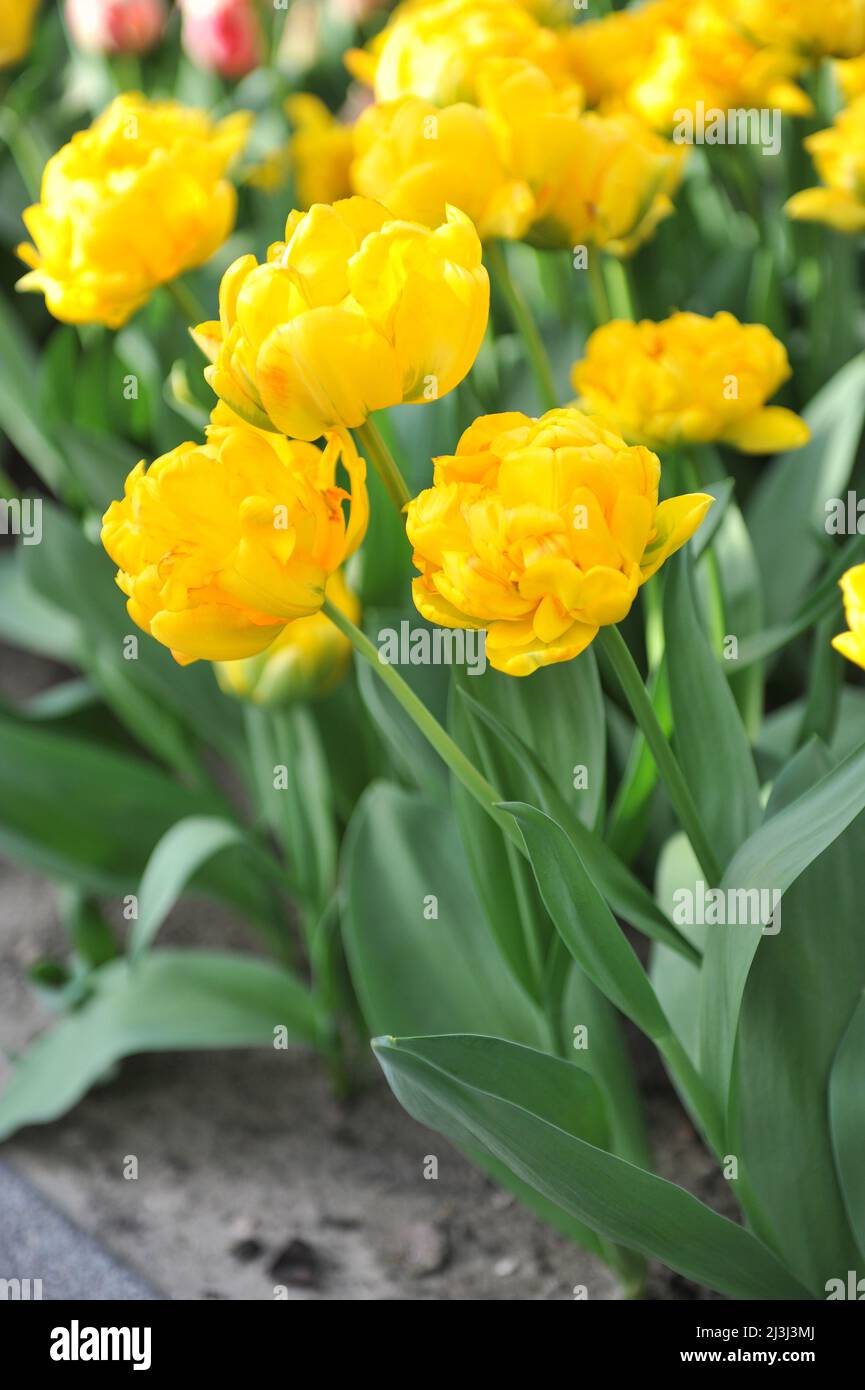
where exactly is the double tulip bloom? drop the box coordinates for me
[16,94,250,328]
[786,98,865,232]
[572,312,810,454]
[194,196,489,441]
[347,0,569,106]
[406,408,712,676]
[101,406,368,666]
[215,569,360,705]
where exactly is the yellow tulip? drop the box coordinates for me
[101,405,368,666]
[194,196,489,441]
[16,93,250,329]
[406,407,712,676]
[351,96,536,240]
[786,98,865,232]
[731,0,865,58]
[834,52,865,98]
[0,0,38,67]
[832,563,865,668]
[572,313,810,454]
[285,94,355,209]
[567,1,811,127]
[215,569,360,703]
[477,58,684,255]
[346,0,570,105]
[628,6,812,128]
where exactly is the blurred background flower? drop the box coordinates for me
[0,0,39,67]
[179,0,264,78]
[65,0,167,56]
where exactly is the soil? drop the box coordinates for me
[0,645,731,1301]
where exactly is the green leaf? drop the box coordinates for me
[505,802,669,1040]
[0,293,69,494]
[340,782,548,1047]
[0,951,320,1141]
[374,1033,811,1300]
[130,817,253,960]
[665,554,761,872]
[699,737,865,1114]
[830,990,865,1262]
[460,688,698,964]
[747,352,865,627]
[0,712,275,931]
[730,791,865,1291]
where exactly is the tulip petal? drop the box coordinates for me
[640,492,714,581]
[720,406,810,454]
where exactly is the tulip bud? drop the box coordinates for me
[179,0,264,79]
[65,0,167,56]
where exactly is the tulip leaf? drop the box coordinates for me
[699,737,865,1117]
[665,553,761,873]
[0,951,321,1142]
[458,686,698,965]
[829,990,865,1263]
[373,1033,812,1300]
[747,351,865,627]
[340,782,548,1048]
[729,782,865,1292]
[504,802,669,1041]
[129,817,257,961]
[0,712,277,931]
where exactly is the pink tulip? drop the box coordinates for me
[179,0,264,79]
[65,0,167,55]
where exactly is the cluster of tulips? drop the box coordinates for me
[3,0,865,1301]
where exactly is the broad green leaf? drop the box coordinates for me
[340,782,547,1048]
[747,353,865,627]
[0,951,320,1141]
[699,737,865,1113]
[0,293,70,494]
[374,1033,811,1300]
[0,713,275,930]
[460,688,698,964]
[505,802,669,1041]
[130,817,253,960]
[665,554,761,872]
[651,832,705,1065]
[0,552,78,661]
[730,792,865,1291]
[830,991,865,1262]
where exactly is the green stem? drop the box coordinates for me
[323,599,520,846]
[603,257,637,321]
[166,277,207,326]
[486,240,558,412]
[587,251,612,326]
[598,626,722,886]
[354,416,412,514]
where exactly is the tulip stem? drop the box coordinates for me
[354,418,412,514]
[322,600,521,846]
[598,625,722,886]
[166,277,207,326]
[587,251,612,326]
[486,241,558,412]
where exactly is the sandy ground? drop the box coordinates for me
[0,647,730,1301]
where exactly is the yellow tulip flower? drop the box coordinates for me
[731,0,865,59]
[215,568,360,704]
[194,196,489,441]
[572,313,810,454]
[0,0,38,67]
[786,98,865,232]
[16,93,250,329]
[832,563,865,668]
[101,405,368,666]
[477,58,685,255]
[351,96,536,240]
[345,0,570,106]
[406,408,712,676]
